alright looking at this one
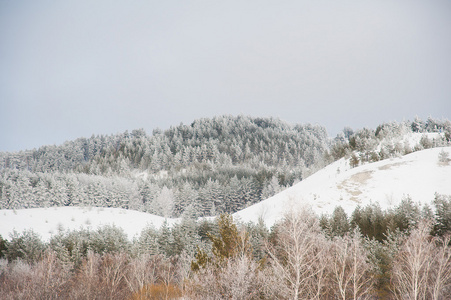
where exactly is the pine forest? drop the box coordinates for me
[1,115,451,299]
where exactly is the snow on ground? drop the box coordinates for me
[0,206,179,241]
[233,147,451,227]
[1,146,450,240]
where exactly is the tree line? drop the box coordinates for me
[1,194,450,299]
[0,115,329,217]
[327,117,451,166]
[1,116,450,218]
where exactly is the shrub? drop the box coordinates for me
[130,283,182,300]
[6,230,45,263]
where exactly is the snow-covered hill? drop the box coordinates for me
[233,146,451,227]
[0,206,178,241]
[1,146,450,240]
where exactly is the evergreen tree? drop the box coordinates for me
[350,153,359,168]
[135,226,160,255]
[49,235,72,267]
[6,230,45,263]
[51,177,69,207]
[191,214,250,271]
[0,234,7,259]
[152,186,174,218]
[66,175,81,206]
[158,221,174,256]
[261,176,282,200]
[350,204,387,241]
[35,178,49,208]
[329,206,350,237]
[172,217,200,256]
[5,179,20,209]
[394,196,421,232]
[433,194,451,236]
[16,172,35,208]
[438,149,450,165]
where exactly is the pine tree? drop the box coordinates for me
[35,178,50,208]
[158,221,174,256]
[209,214,241,262]
[261,176,282,199]
[51,178,69,207]
[172,217,200,256]
[66,175,81,206]
[225,176,242,213]
[433,194,451,236]
[395,195,421,232]
[438,149,450,165]
[175,182,198,217]
[330,206,350,237]
[152,186,174,218]
[49,235,72,267]
[191,214,251,271]
[17,172,35,208]
[136,226,160,255]
[0,234,7,259]
[6,230,45,263]
[350,153,359,168]
[5,179,20,209]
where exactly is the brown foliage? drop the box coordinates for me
[129,283,182,300]
[0,250,72,299]
[0,251,184,300]
[1,215,450,300]
[185,255,269,300]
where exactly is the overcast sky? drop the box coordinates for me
[1,0,450,152]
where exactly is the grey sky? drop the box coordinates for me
[1,0,450,152]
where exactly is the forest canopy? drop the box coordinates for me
[1,115,450,218]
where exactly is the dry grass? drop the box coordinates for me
[337,170,374,202]
[129,283,182,300]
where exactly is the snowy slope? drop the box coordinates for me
[0,206,178,241]
[233,147,451,227]
[1,146,450,240]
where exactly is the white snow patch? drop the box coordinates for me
[233,147,451,227]
[0,207,179,241]
[1,147,450,239]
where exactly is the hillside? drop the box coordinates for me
[234,146,451,226]
[0,116,329,217]
[1,145,450,241]
[0,206,178,241]
[0,116,450,231]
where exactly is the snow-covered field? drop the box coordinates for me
[234,146,451,226]
[1,146,450,240]
[0,206,178,241]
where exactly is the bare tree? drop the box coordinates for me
[391,221,436,300]
[266,209,329,300]
[0,259,35,299]
[70,250,103,299]
[429,235,451,300]
[185,255,264,300]
[32,250,73,299]
[99,252,129,299]
[329,230,375,300]
[159,256,181,300]
[0,250,72,300]
[125,253,159,293]
[216,255,262,300]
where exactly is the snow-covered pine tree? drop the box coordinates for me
[261,176,282,200]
